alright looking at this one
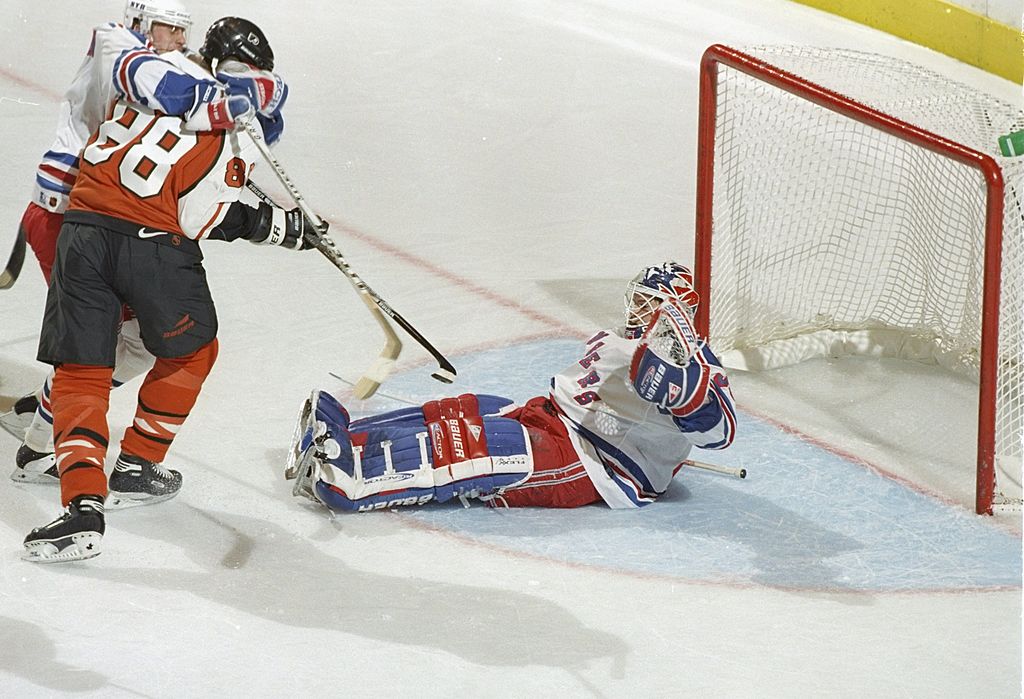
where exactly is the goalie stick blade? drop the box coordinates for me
[0,227,26,290]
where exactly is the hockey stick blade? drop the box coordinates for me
[0,226,26,290]
[297,230,457,386]
[361,291,457,384]
[242,136,457,388]
[431,368,456,384]
[350,293,401,399]
[243,179,405,397]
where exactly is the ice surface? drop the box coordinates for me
[0,1,1019,696]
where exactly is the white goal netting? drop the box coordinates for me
[701,45,1023,513]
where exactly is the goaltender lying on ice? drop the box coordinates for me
[285,262,739,512]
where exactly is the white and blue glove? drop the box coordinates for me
[216,61,288,117]
[184,83,255,131]
[628,299,712,417]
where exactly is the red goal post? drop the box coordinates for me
[693,44,1023,515]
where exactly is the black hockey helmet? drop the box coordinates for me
[199,17,274,71]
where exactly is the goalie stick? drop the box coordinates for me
[0,226,26,290]
[680,459,746,479]
[242,123,456,396]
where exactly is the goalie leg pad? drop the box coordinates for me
[428,414,533,503]
[287,391,531,512]
[314,425,436,511]
[286,389,350,484]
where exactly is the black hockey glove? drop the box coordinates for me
[247,202,318,250]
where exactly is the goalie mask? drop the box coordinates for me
[124,0,192,47]
[623,262,699,339]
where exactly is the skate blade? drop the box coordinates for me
[106,491,179,510]
[0,410,31,441]
[10,468,60,485]
[284,396,313,480]
[23,532,103,563]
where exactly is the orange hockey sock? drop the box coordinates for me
[120,339,219,464]
[51,364,114,506]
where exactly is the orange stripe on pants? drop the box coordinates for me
[51,364,114,506]
[120,338,218,463]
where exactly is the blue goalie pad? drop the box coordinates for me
[313,420,436,512]
[349,393,516,432]
[313,390,351,430]
[432,416,533,503]
[289,391,531,512]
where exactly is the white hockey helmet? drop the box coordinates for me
[124,0,192,44]
[623,262,700,339]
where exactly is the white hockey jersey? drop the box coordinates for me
[550,329,737,508]
[31,23,150,213]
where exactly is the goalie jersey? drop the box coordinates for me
[550,329,737,508]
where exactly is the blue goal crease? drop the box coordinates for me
[337,338,1023,592]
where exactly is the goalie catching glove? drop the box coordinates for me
[287,391,533,511]
[628,298,715,417]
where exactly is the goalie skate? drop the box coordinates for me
[284,392,329,502]
[284,394,314,481]
[0,394,39,441]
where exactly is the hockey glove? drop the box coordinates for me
[257,110,285,147]
[184,85,255,131]
[217,66,288,117]
[247,202,318,250]
[628,299,712,417]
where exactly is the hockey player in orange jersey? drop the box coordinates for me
[23,17,315,563]
[7,0,195,487]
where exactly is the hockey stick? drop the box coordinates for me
[242,123,456,396]
[247,178,402,399]
[681,459,747,479]
[0,226,26,290]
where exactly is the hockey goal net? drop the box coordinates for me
[694,44,1023,515]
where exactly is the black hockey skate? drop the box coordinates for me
[23,495,105,563]
[107,452,182,509]
[11,444,58,484]
[0,393,39,440]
